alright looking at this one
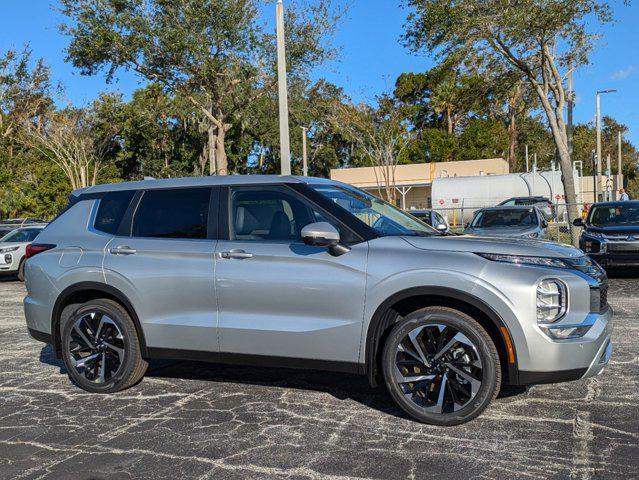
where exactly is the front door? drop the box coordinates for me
[103,187,217,353]
[214,185,368,365]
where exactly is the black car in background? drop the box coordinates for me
[574,201,639,267]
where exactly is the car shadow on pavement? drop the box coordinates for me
[39,344,526,420]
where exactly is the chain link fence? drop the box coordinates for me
[426,201,591,246]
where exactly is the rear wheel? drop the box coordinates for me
[60,299,147,393]
[382,307,501,426]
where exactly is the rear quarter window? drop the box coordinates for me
[94,191,136,234]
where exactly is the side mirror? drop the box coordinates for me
[436,223,448,232]
[541,220,548,228]
[573,218,585,227]
[464,223,470,229]
[301,222,350,256]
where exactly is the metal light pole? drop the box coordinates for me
[301,126,308,176]
[276,0,291,175]
[595,89,616,200]
[618,130,623,194]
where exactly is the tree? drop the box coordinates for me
[403,0,622,236]
[331,95,410,203]
[22,101,119,190]
[0,47,55,158]
[60,0,341,176]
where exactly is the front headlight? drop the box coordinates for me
[536,279,567,323]
[525,232,540,238]
[476,253,569,268]
[0,246,19,254]
[585,231,605,239]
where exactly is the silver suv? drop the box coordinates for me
[23,176,612,425]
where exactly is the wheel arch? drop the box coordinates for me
[364,286,519,387]
[51,282,148,358]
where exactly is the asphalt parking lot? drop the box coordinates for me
[0,277,637,480]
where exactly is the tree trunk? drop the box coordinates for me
[215,124,228,176]
[507,110,517,171]
[446,107,453,135]
[208,124,217,176]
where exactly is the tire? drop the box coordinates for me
[60,299,148,393]
[17,259,25,282]
[382,306,501,426]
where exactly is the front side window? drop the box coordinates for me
[132,188,211,239]
[230,186,348,242]
[471,208,538,228]
[95,190,136,234]
[310,184,436,237]
[589,204,639,227]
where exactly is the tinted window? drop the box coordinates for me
[95,191,135,234]
[132,188,210,239]
[230,186,348,242]
[471,208,538,228]
[589,204,639,226]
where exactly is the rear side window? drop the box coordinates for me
[132,188,211,239]
[95,191,136,234]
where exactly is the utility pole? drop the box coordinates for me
[301,126,308,176]
[618,130,623,191]
[606,153,611,201]
[595,89,616,201]
[276,0,291,175]
[525,144,529,172]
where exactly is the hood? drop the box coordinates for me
[463,226,539,238]
[585,224,639,235]
[402,234,582,259]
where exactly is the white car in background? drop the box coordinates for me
[0,226,46,281]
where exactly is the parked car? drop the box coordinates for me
[464,206,548,239]
[498,196,553,219]
[574,200,639,268]
[24,176,611,426]
[0,225,46,280]
[0,219,46,238]
[407,209,451,234]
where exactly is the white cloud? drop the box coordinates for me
[611,66,636,80]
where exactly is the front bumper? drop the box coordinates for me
[516,307,613,385]
[581,235,639,267]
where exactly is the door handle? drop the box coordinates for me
[219,249,253,260]
[109,245,137,256]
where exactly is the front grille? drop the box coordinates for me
[607,242,639,253]
[590,284,609,313]
[600,284,608,311]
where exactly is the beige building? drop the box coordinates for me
[330,158,510,209]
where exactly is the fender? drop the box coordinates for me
[364,286,519,386]
[51,281,148,357]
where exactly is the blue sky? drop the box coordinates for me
[2,0,638,145]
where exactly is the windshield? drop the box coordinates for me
[471,208,538,228]
[589,204,639,227]
[310,184,437,236]
[0,228,42,243]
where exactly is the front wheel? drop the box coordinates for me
[17,259,25,281]
[60,299,148,393]
[382,307,501,426]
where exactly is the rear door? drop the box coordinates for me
[103,187,218,353]
[214,184,368,365]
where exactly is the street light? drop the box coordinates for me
[595,89,616,200]
[276,0,291,175]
